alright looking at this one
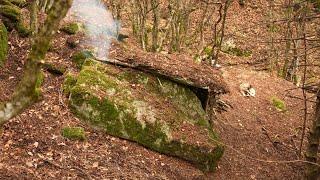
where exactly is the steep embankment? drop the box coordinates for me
[213,66,308,179]
[0,1,313,179]
[0,29,310,179]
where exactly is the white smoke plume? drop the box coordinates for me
[70,0,119,60]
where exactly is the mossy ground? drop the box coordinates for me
[271,96,286,111]
[66,61,224,172]
[61,127,86,141]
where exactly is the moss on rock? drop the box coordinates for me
[222,47,252,57]
[8,0,26,7]
[61,127,86,140]
[71,50,94,69]
[0,0,26,7]
[61,22,82,35]
[63,73,78,95]
[0,3,30,37]
[66,61,224,171]
[0,4,21,21]
[0,22,8,67]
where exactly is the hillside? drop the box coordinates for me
[0,31,311,180]
[0,0,319,179]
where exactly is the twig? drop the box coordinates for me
[262,127,280,148]
[40,157,93,179]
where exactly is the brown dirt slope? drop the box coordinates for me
[0,1,313,177]
[0,30,310,179]
[213,66,309,179]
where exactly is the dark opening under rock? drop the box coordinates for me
[66,37,80,48]
[42,62,66,75]
[66,60,224,172]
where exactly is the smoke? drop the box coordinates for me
[70,0,119,60]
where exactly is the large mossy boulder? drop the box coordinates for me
[66,60,224,171]
[0,2,30,37]
[0,22,8,67]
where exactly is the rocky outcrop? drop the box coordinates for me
[65,59,224,172]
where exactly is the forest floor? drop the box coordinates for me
[0,1,316,179]
[0,28,312,179]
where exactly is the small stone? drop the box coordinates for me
[92,162,99,168]
[4,140,13,148]
[26,161,33,167]
[121,146,128,151]
[33,142,39,148]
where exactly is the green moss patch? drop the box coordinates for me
[0,22,8,67]
[0,3,30,37]
[61,127,86,141]
[61,22,82,35]
[66,61,224,172]
[63,73,78,95]
[271,96,286,111]
[71,50,94,68]
[8,0,26,7]
[223,47,252,57]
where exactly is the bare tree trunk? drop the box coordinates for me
[198,3,210,52]
[305,88,320,179]
[151,0,159,52]
[29,0,39,35]
[213,0,230,65]
[211,0,231,66]
[134,0,149,51]
[282,0,293,78]
[0,0,72,125]
[299,24,308,156]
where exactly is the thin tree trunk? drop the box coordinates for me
[29,0,39,35]
[213,0,230,66]
[305,88,320,179]
[0,0,72,125]
[151,0,159,52]
[282,0,293,78]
